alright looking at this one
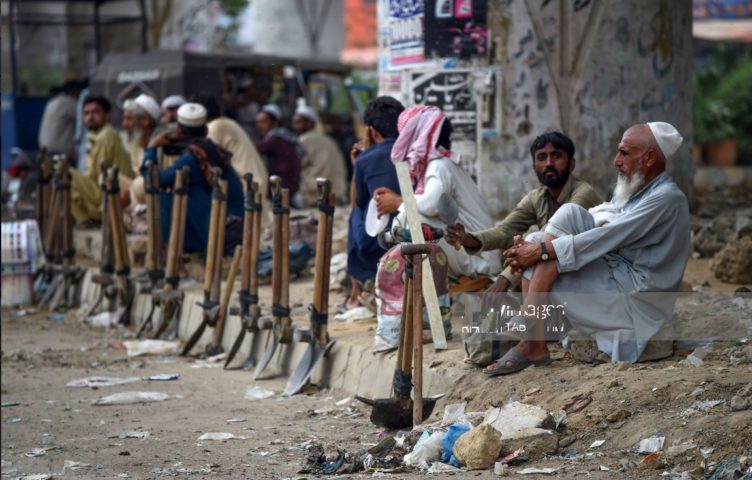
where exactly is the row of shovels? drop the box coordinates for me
[121,162,338,396]
[34,151,84,310]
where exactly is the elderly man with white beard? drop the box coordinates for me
[483,122,690,375]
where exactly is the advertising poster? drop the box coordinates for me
[388,0,426,68]
[423,0,488,59]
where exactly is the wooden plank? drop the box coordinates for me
[395,162,447,350]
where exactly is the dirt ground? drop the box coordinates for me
[2,254,750,480]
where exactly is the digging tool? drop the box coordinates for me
[106,166,135,324]
[33,150,54,295]
[150,166,190,339]
[205,245,241,355]
[355,243,444,429]
[181,169,228,356]
[225,174,264,369]
[136,161,165,337]
[82,170,117,319]
[46,157,84,311]
[254,176,291,380]
[283,178,336,395]
[37,157,65,308]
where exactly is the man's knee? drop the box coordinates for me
[545,203,595,237]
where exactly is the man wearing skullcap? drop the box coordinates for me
[484,123,690,374]
[120,99,140,156]
[292,104,348,206]
[142,102,244,254]
[255,104,302,198]
[69,95,134,224]
[160,94,186,127]
[124,93,166,208]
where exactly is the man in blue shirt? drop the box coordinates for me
[345,97,404,310]
[141,103,244,255]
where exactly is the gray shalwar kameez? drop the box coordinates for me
[527,172,690,362]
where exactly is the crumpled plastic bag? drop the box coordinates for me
[123,340,179,357]
[403,430,445,466]
[93,391,174,406]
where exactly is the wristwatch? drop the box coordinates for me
[540,242,550,261]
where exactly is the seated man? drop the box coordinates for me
[372,106,500,350]
[70,95,134,224]
[292,105,348,206]
[487,122,690,374]
[255,104,302,198]
[445,131,602,293]
[142,103,244,255]
[346,96,404,310]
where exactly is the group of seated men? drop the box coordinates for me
[346,96,689,372]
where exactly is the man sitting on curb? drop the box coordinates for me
[445,132,602,294]
[485,122,690,375]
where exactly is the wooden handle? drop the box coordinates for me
[204,190,221,292]
[211,180,228,303]
[280,188,290,307]
[164,167,187,285]
[239,177,256,292]
[412,254,424,425]
[249,191,263,296]
[311,185,330,315]
[175,167,190,274]
[214,245,242,345]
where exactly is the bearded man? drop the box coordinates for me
[483,122,690,374]
[446,132,601,292]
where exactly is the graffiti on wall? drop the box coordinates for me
[637,1,674,78]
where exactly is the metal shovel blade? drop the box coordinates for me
[253,331,279,380]
[283,339,336,396]
[354,393,445,430]
[224,327,247,369]
[180,320,208,356]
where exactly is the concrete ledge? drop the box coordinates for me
[78,268,464,400]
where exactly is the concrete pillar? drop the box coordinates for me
[481,0,693,217]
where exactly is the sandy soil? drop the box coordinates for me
[2,255,750,480]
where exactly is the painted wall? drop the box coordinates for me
[480,0,694,218]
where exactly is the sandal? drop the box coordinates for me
[483,349,552,376]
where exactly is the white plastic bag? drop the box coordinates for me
[403,431,445,466]
[197,432,245,441]
[93,391,172,406]
[244,385,275,400]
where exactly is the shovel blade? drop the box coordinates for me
[253,331,279,380]
[180,320,208,356]
[224,327,247,369]
[283,340,335,396]
[354,393,445,429]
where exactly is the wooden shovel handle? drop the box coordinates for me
[164,167,188,284]
[214,245,242,345]
[239,174,255,292]
[280,189,290,307]
[211,180,229,303]
[249,191,263,296]
[203,175,222,292]
[412,254,424,424]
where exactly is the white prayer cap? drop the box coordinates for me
[295,105,319,123]
[177,102,207,128]
[123,99,138,112]
[647,122,683,159]
[261,104,282,121]
[161,94,187,110]
[134,93,161,121]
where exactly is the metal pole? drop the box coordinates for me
[139,0,147,52]
[94,0,102,63]
[9,0,19,94]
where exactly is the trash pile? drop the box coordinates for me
[297,399,752,477]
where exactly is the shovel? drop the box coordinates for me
[150,166,190,339]
[136,161,165,336]
[225,174,264,368]
[284,178,336,396]
[355,243,444,429]
[85,170,117,320]
[105,166,135,325]
[182,168,227,356]
[254,176,291,380]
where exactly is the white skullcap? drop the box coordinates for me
[177,102,207,128]
[123,99,138,112]
[134,93,161,121]
[161,94,186,110]
[647,122,683,159]
[295,105,319,123]
[261,104,282,121]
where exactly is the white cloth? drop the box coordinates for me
[394,157,500,278]
[588,202,624,227]
[38,94,77,158]
[134,94,160,122]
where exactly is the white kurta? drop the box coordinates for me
[395,157,501,278]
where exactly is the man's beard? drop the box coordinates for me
[537,166,570,189]
[612,172,645,206]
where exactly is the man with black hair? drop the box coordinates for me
[255,104,302,198]
[344,96,404,311]
[144,102,244,254]
[38,79,84,160]
[69,95,134,224]
[445,131,601,293]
